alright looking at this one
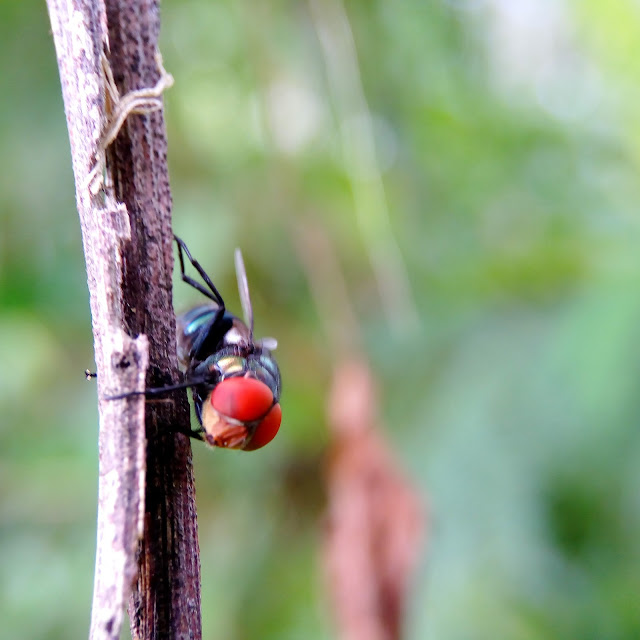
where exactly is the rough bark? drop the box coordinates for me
[46,1,201,639]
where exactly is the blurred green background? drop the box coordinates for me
[2,1,640,638]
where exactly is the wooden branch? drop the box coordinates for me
[46,2,201,639]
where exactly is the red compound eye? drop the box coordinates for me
[210,377,274,423]
[243,404,282,451]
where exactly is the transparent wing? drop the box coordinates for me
[234,248,254,339]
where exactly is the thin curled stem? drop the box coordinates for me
[86,51,174,194]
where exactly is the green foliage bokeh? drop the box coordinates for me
[1,1,640,638]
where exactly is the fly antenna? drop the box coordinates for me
[234,248,254,341]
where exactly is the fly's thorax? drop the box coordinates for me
[192,344,281,403]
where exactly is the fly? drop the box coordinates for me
[111,235,282,451]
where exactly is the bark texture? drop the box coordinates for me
[46,1,201,639]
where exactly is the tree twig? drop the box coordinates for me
[46,1,201,639]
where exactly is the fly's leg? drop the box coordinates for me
[174,235,226,306]
[174,234,232,361]
[106,377,208,400]
[105,380,207,442]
